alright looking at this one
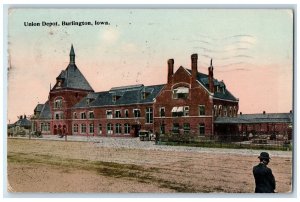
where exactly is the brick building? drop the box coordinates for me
[32,45,291,139]
[153,54,238,137]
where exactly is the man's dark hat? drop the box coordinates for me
[258,152,271,159]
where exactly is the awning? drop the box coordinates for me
[176,87,189,94]
[171,107,178,112]
[177,106,184,112]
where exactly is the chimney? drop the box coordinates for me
[191,54,198,79]
[290,110,292,114]
[208,59,214,93]
[263,111,266,114]
[20,115,23,120]
[240,112,242,115]
[167,59,174,83]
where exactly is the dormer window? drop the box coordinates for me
[222,87,226,94]
[86,99,90,105]
[57,80,62,87]
[216,86,220,93]
[112,94,121,102]
[142,92,150,100]
[173,87,189,99]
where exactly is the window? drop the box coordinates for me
[199,105,205,116]
[98,124,102,135]
[124,109,129,118]
[160,124,165,135]
[124,123,130,134]
[233,107,237,117]
[133,109,141,118]
[199,123,205,136]
[229,107,232,117]
[107,123,113,135]
[218,105,223,116]
[115,110,121,118]
[145,108,153,123]
[159,107,165,117]
[184,106,189,116]
[89,123,94,134]
[142,92,147,100]
[183,123,190,134]
[81,112,87,119]
[112,95,117,102]
[40,123,44,131]
[54,112,64,120]
[81,124,86,133]
[222,87,226,94]
[214,105,218,116]
[88,111,94,119]
[172,123,180,134]
[73,124,78,133]
[73,112,77,119]
[86,99,90,105]
[223,106,227,117]
[173,87,189,99]
[54,97,63,108]
[216,86,220,93]
[106,110,113,119]
[115,123,122,134]
[41,122,50,132]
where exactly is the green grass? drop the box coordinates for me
[7,152,198,192]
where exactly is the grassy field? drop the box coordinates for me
[7,139,293,193]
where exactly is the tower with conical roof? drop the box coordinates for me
[48,45,94,136]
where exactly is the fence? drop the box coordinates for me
[158,133,292,151]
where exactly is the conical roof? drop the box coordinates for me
[53,45,94,91]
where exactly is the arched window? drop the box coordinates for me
[81,124,86,133]
[73,124,78,133]
[218,105,223,116]
[173,87,189,99]
[124,123,130,134]
[214,105,218,116]
[223,106,227,117]
[115,123,122,134]
[229,107,232,117]
[107,123,113,135]
[233,106,237,117]
[89,123,94,134]
[54,97,63,109]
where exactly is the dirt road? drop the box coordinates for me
[7,139,293,193]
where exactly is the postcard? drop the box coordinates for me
[6,7,293,195]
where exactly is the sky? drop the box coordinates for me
[7,8,293,123]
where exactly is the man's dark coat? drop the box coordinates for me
[253,163,276,193]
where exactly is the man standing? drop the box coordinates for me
[253,152,276,193]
